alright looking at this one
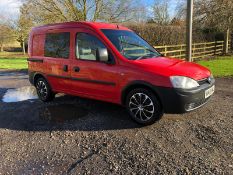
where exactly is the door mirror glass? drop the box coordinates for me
[97,48,109,62]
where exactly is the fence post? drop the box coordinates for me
[214,41,217,55]
[164,45,167,56]
[222,41,224,55]
[204,43,206,58]
[224,28,230,54]
[180,45,182,58]
[193,43,195,59]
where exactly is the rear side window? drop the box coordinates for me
[32,34,43,56]
[76,33,106,61]
[44,32,70,58]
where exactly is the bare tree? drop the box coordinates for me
[0,24,14,52]
[152,0,170,25]
[16,4,34,54]
[20,0,140,24]
[0,14,16,52]
[173,0,186,21]
[99,0,142,23]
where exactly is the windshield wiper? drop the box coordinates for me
[135,56,149,60]
[136,53,160,60]
[120,41,156,53]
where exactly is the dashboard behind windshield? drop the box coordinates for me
[101,29,161,60]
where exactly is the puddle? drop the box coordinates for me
[39,104,88,123]
[0,72,26,77]
[2,86,65,103]
[2,86,38,102]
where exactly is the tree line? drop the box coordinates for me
[0,0,232,54]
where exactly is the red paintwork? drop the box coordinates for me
[28,22,211,105]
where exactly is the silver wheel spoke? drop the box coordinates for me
[129,101,138,106]
[139,93,142,104]
[135,109,140,117]
[142,102,153,107]
[131,96,140,105]
[142,95,148,105]
[143,108,154,114]
[130,107,139,111]
[142,110,152,119]
[139,110,143,120]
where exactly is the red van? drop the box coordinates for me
[28,22,215,125]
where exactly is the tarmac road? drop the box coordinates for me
[0,69,232,175]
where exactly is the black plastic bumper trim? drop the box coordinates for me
[152,80,215,114]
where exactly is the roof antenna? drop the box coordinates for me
[116,24,119,29]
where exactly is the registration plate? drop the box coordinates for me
[205,85,215,98]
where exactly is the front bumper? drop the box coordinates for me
[155,79,215,114]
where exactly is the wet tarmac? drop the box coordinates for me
[39,104,88,123]
[0,70,138,131]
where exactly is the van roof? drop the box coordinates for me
[32,21,132,33]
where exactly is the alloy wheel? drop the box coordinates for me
[129,93,155,122]
[36,80,48,99]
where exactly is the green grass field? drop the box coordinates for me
[0,52,233,77]
[198,56,233,77]
[0,52,27,70]
[0,58,27,70]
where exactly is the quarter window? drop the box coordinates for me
[76,33,106,61]
[44,32,70,58]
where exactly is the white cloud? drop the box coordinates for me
[0,0,22,19]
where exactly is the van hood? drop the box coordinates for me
[134,57,211,80]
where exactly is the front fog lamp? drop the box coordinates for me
[170,76,200,89]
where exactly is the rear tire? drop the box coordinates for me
[126,88,163,125]
[35,77,55,102]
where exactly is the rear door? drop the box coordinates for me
[44,30,72,92]
[70,29,120,102]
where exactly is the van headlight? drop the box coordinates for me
[170,76,199,89]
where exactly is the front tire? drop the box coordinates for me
[35,77,55,102]
[126,88,163,125]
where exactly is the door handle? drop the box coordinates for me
[73,67,80,72]
[63,65,68,72]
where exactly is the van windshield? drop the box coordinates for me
[101,29,161,60]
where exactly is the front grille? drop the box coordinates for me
[198,78,209,85]
[198,76,215,85]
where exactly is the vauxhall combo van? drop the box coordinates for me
[28,22,215,125]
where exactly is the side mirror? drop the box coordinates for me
[97,48,109,62]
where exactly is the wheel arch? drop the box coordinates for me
[30,72,47,86]
[121,81,163,108]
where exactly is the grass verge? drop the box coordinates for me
[198,56,233,77]
[0,52,27,70]
[0,58,27,70]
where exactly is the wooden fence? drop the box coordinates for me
[154,40,231,60]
